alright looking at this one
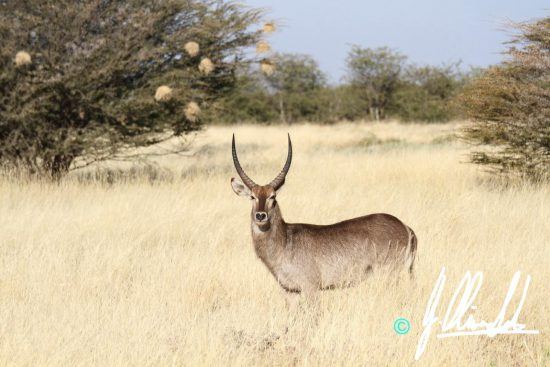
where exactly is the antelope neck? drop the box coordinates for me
[251,204,287,268]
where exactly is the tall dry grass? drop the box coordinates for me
[0,122,548,366]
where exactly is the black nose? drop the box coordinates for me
[255,212,267,221]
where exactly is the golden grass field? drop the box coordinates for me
[0,122,548,366]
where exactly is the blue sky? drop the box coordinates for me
[244,0,548,82]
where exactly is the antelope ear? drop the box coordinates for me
[231,178,251,197]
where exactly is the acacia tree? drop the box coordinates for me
[0,0,264,178]
[346,46,406,121]
[459,18,549,181]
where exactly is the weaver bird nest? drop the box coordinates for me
[263,22,276,34]
[184,102,201,122]
[154,86,173,101]
[260,60,275,76]
[184,41,200,57]
[256,41,271,54]
[15,51,32,66]
[198,58,215,75]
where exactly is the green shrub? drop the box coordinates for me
[390,64,465,122]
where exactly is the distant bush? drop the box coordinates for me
[211,53,330,124]
[459,18,550,181]
[210,72,278,124]
[390,63,466,122]
[215,48,467,124]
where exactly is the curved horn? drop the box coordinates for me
[269,134,292,190]
[232,134,257,189]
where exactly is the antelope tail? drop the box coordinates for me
[405,227,418,275]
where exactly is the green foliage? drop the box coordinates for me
[390,63,466,122]
[0,0,263,178]
[208,71,278,124]
[345,46,407,120]
[459,18,550,181]
[212,53,329,123]
[214,50,466,124]
[264,53,327,123]
[311,85,369,122]
[266,53,326,94]
[214,47,466,125]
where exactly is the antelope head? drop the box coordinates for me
[231,134,292,232]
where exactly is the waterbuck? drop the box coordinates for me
[231,134,417,295]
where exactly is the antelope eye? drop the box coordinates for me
[250,196,255,200]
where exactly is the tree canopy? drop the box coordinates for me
[459,17,550,181]
[346,46,406,121]
[0,0,264,178]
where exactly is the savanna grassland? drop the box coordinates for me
[0,122,548,366]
